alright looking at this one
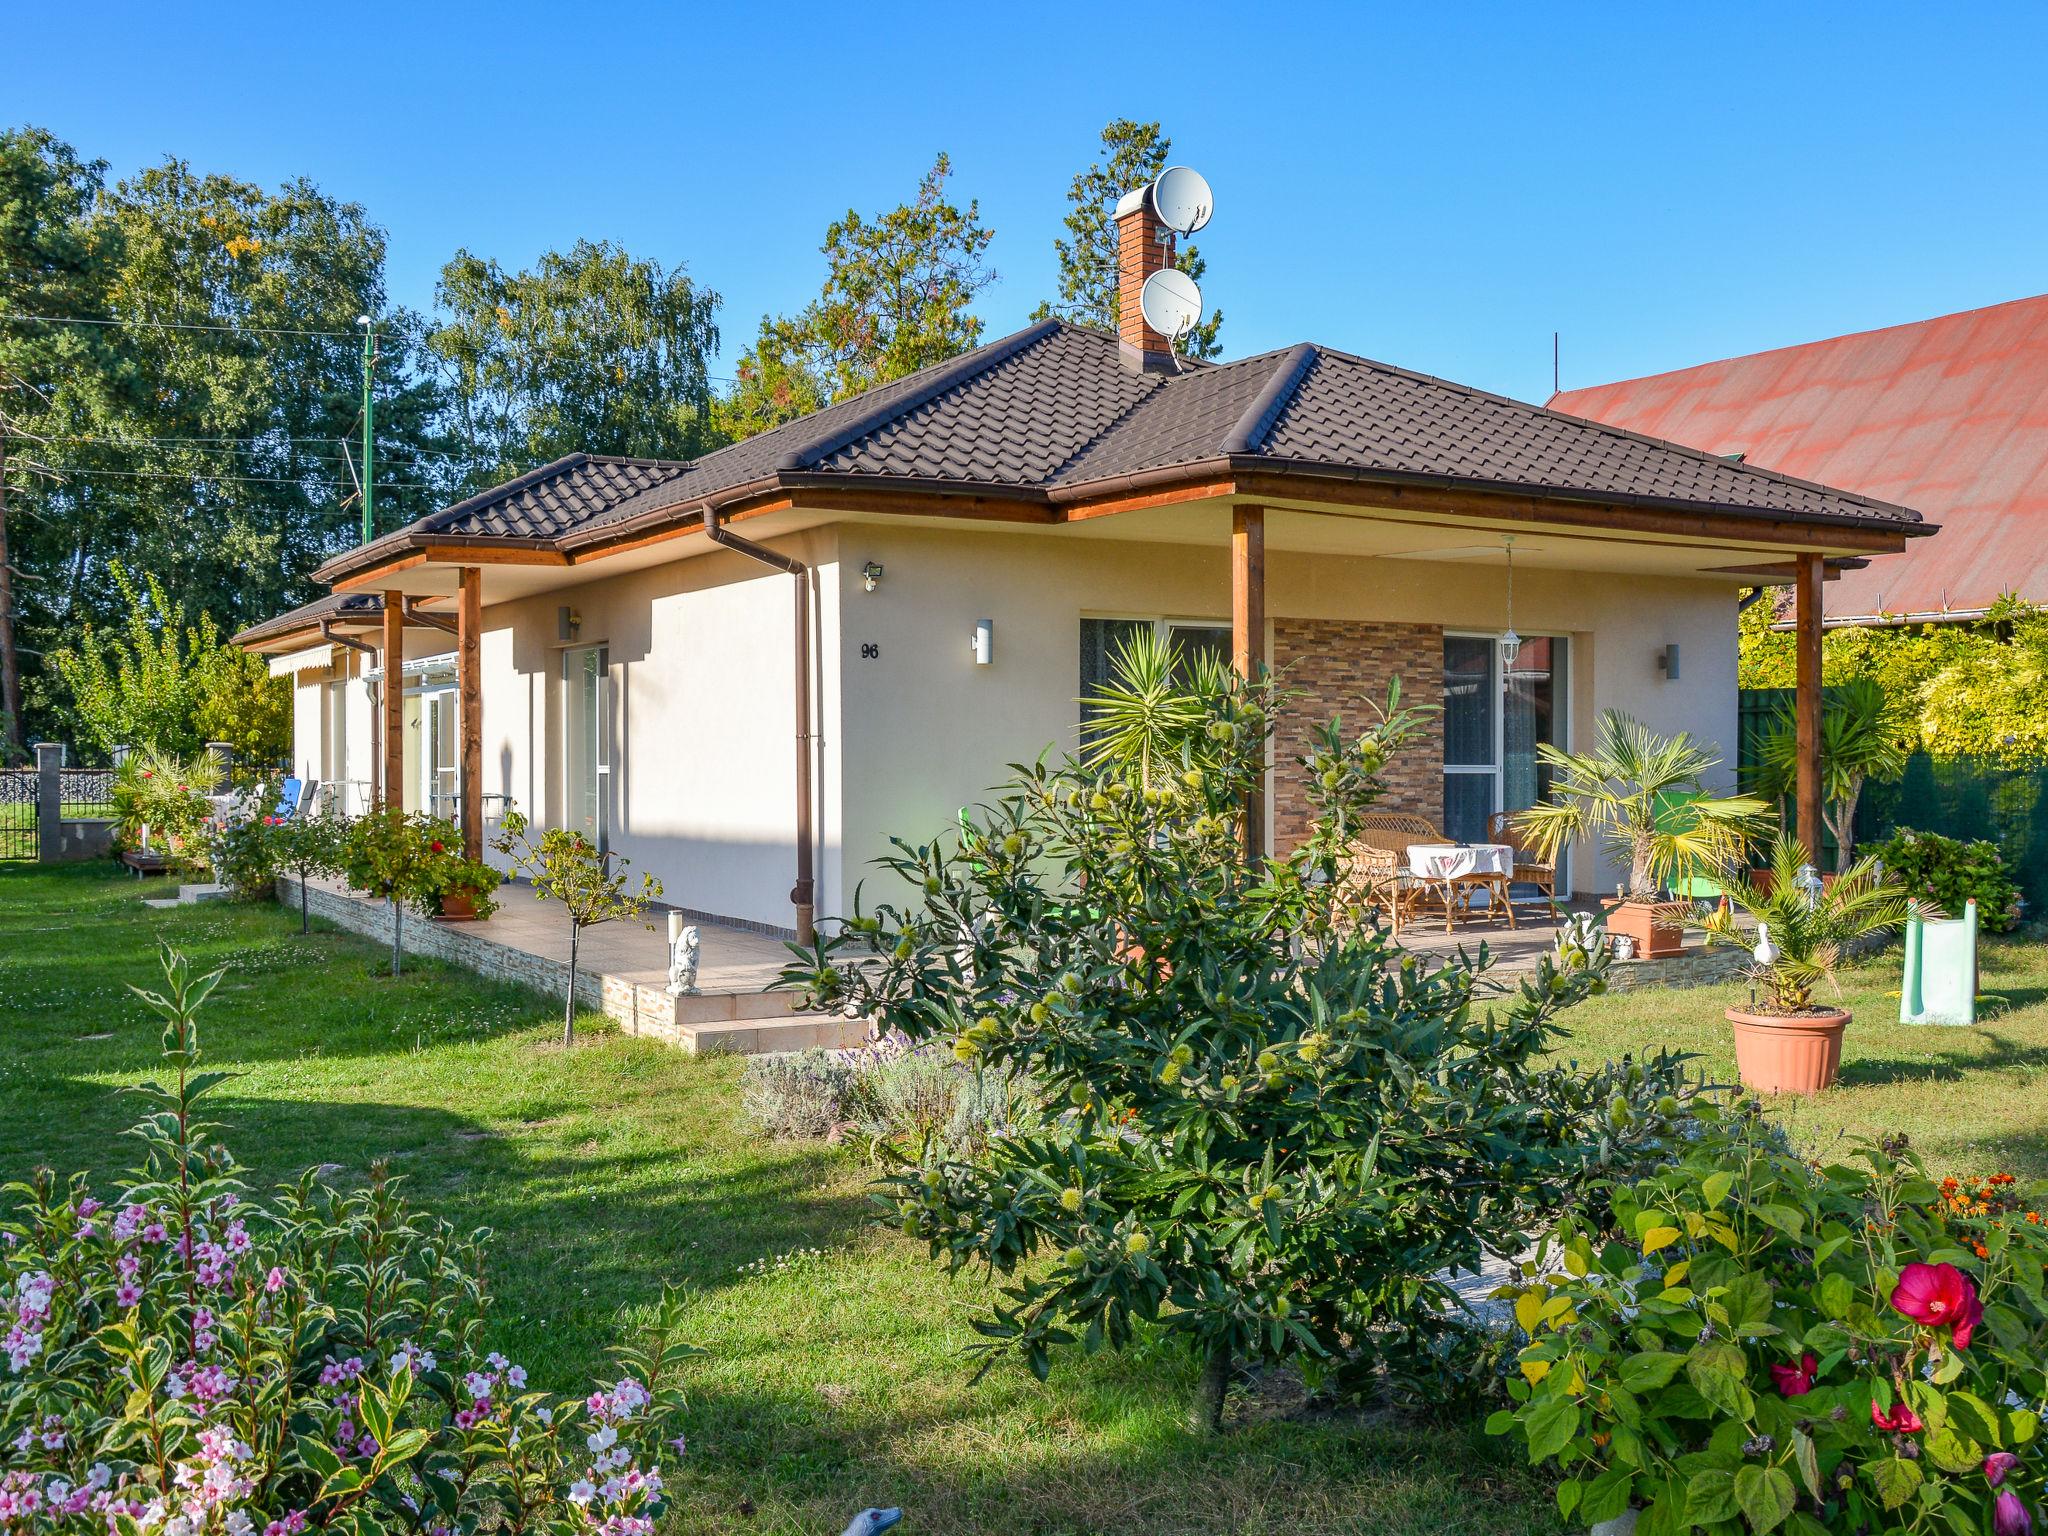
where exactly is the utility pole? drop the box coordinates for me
[0,395,20,763]
[356,314,376,544]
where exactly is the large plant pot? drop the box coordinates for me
[1727,1006,1849,1095]
[435,890,480,922]
[1601,898,1684,958]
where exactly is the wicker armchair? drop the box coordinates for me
[1345,811,1449,934]
[1488,810,1558,903]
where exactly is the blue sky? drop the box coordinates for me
[15,0,2048,403]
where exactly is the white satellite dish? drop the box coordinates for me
[1150,166,1214,234]
[1138,268,1203,341]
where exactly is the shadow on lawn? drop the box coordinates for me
[1834,1029,2048,1088]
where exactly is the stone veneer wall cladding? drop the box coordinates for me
[1272,619,1446,852]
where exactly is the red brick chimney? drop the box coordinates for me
[1115,185,1174,373]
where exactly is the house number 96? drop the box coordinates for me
[861,643,880,659]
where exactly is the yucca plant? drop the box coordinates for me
[1514,710,1769,901]
[1079,626,1238,788]
[1696,834,1920,1012]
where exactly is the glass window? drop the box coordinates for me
[563,645,609,851]
[1443,636,1498,769]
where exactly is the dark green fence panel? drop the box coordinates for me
[1735,687,1840,867]
[1738,687,2047,912]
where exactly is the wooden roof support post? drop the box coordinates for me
[1233,504,1267,862]
[1794,552,1824,863]
[381,592,405,810]
[458,567,483,861]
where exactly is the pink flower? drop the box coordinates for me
[1995,1491,2035,1536]
[1769,1352,1817,1397]
[1872,1397,1925,1434]
[1891,1262,1984,1349]
[1987,1453,2021,1487]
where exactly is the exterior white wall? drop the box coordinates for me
[831,522,1743,906]
[276,518,1742,924]
[472,527,842,934]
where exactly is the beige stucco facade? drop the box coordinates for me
[276,511,1744,932]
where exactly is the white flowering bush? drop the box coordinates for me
[0,946,698,1536]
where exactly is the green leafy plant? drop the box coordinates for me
[1696,836,1918,1014]
[1490,1113,2048,1536]
[421,846,503,922]
[271,812,348,935]
[1750,679,1911,871]
[1517,710,1771,901]
[781,670,1704,1431]
[0,945,699,1536]
[492,809,661,1046]
[201,792,286,901]
[1078,625,1234,785]
[1870,827,2024,934]
[337,809,458,977]
[111,748,215,866]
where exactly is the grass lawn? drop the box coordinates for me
[0,862,1557,1536]
[8,863,2044,1533]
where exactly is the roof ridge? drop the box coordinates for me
[412,452,592,535]
[1221,344,1318,455]
[772,319,1062,472]
[1550,290,2048,404]
[1305,345,1922,523]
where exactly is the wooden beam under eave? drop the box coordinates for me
[381,592,405,810]
[458,568,483,861]
[1794,553,1824,863]
[1233,504,1267,862]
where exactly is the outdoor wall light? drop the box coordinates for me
[971,618,994,666]
[1658,642,1681,680]
[861,561,884,592]
[1499,536,1522,669]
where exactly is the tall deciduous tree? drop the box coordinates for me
[428,239,722,487]
[719,153,997,439]
[1032,119,1223,360]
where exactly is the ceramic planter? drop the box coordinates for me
[1600,898,1684,958]
[435,890,481,922]
[1727,1006,1849,1095]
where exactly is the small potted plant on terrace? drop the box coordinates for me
[422,830,503,922]
[1516,711,1768,958]
[1697,834,1918,1095]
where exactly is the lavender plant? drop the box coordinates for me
[0,946,698,1535]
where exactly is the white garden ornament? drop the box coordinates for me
[666,913,701,996]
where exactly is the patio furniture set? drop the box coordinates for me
[1347,811,1557,935]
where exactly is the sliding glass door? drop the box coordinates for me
[1442,634,1569,866]
[562,644,609,852]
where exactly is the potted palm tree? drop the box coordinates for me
[1515,711,1768,958]
[1749,676,1910,872]
[1696,835,1918,1094]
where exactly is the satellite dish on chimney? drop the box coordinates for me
[1138,268,1204,343]
[1150,166,1214,234]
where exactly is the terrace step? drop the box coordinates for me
[176,883,229,904]
[676,1011,870,1056]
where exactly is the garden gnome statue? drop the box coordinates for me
[838,1511,902,1536]
[666,912,700,996]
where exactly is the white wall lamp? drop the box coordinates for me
[861,561,884,593]
[1500,536,1522,670]
[971,618,994,666]
[1657,643,1681,680]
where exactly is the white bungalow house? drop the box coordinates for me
[235,191,1932,941]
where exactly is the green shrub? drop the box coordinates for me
[338,809,459,977]
[783,669,1702,1429]
[203,793,285,900]
[1869,827,2024,933]
[0,947,698,1536]
[1491,1112,2048,1536]
[111,749,214,866]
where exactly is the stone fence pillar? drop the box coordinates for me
[34,742,61,864]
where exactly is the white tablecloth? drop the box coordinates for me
[1407,843,1512,880]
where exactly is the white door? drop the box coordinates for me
[562,645,609,851]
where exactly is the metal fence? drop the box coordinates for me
[0,770,35,861]
[1738,687,2048,908]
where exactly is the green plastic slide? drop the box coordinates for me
[1899,899,1978,1027]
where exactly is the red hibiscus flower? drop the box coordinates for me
[1891,1261,1983,1349]
[430,841,445,853]
[1872,1397,1925,1434]
[1769,1353,1818,1397]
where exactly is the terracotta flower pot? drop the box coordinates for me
[1600,898,1685,958]
[1726,1006,1849,1095]
[435,890,480,922]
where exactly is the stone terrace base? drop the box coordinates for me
[276,875,867,1054]
[1396,901,1748,992]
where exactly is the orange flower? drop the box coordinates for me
[1975,1242,1991,1259]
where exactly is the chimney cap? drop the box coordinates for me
[1114,185,1150,219]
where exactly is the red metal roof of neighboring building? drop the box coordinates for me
[1550,293,2048,623]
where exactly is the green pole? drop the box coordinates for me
[357,314,375,544]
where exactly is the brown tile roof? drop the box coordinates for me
[232,591,383,647]
[310,319,1929,587]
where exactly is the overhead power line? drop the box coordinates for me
[1,464,417,490]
